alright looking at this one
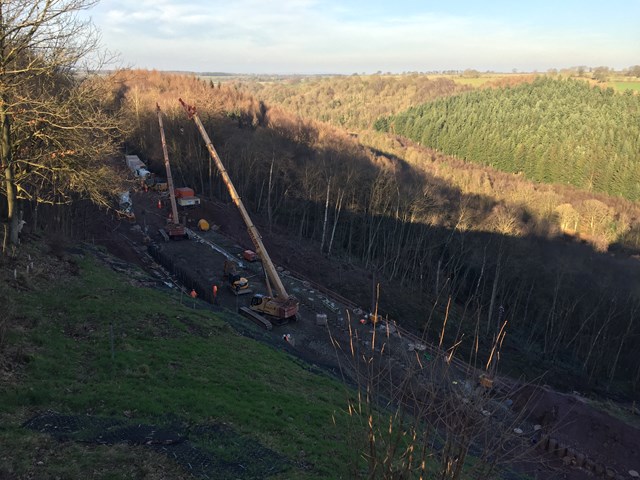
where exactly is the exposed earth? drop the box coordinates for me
[88,184,640,480]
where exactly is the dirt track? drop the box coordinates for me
[95,187,640,480]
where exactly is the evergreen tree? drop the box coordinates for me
[379,77,640,201]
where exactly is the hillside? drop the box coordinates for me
[377,77,640,201]
[4,68,640,479]
[239,73,640,251]
[3,214,639,480]
[2,3,640,478]
[240,74,472,130]
[0,241,353,479]
[101,70,640,397]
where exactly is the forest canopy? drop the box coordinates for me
[377,77,640,201]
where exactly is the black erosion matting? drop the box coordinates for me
[23,411,289,479]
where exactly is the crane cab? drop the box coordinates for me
[250,294,298,321]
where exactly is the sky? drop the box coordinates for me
[81,0,640,74]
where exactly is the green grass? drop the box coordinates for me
[0,255,356,479]
[610,81,640,92]
[0,247,538,480]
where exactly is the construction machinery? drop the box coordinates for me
[125,154,150,180]
[174,187,201,207]
[116,191,136,222]
[223,260,252,295]
[156,104,188,241]
[144,174,168,192]
[179,98,299,326]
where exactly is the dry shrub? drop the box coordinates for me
[332,306,538,480]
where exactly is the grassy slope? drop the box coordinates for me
[0,247,354,479]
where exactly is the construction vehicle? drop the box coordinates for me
[175,187,201,207]
[116,191,136,222]
[179,98,299,327]
[223,260,252,295]
[125,154,151,181]
[144,174,168,192]
[156,104,188,241]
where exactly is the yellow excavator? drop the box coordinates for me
[179,99,299,327]
[223,260,252,295]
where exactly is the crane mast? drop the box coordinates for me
[156,104,180,225]
[179,99,297,319]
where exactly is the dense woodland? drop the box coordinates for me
[378,77,640,201]
[246,74,640,251]
[113,71,640,396]
[241,74,472,130]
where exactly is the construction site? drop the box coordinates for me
[90,103,640,480]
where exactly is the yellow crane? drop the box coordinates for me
[179,99,299,325]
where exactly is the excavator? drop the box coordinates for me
[223,259,252,295]
[156,104,187,241]
[179,99,299,328]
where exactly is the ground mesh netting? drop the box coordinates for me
[23,411,290,479]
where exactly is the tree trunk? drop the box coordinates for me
[327,189,344,257]
[33,200,39,234]
[9,210,20,245]
[2,222,7,255]
[320,177,330,253]
[486,246,502,335]
[267,157,274,233]
[608,305,635,388]
[1,105,17,249]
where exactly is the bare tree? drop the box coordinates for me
[0,0,126,250]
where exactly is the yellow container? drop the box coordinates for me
[198,219,210,231]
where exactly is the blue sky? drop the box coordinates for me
[83,0,639,74]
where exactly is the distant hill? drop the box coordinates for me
[377,77,640,201]
[241,74,471,130]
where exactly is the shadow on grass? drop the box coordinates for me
[24,411,290,479]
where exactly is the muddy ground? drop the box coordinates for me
[91,187,640,480]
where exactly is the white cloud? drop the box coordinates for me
[84,1,639,73]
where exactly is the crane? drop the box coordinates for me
[179,99,299,324]
[156,104,187,240]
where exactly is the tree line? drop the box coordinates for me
[242,73,640,250]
